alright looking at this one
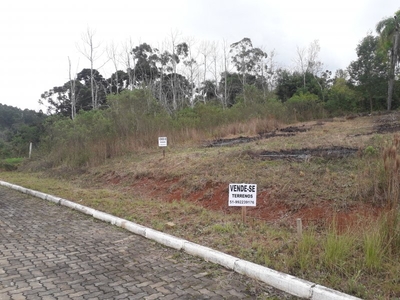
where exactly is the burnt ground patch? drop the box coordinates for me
[279,125,309,133]
[205,125,310,147]
[375,122,400,134]
[258,146,359,161]
[350,113,400,137]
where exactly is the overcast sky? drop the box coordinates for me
[1,0,399,111]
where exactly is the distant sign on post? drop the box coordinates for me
[158,137,167,147]
[228,183,257,206]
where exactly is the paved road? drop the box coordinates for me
[0,186,298,300]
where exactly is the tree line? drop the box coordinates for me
[39,10,400,119]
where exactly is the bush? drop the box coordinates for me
[286,92,326,121]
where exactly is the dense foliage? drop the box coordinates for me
[0,104,46,158]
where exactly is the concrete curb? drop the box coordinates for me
[0,180,362,300]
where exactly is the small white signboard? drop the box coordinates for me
[228,183,257,207]
[158,137,167,147]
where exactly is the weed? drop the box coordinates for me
[323,225,355,274]
[364,145,377,156]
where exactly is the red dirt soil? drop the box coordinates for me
[115,176,382,231]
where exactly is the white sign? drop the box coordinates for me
[228,183,257,206]
[158,137,167,147]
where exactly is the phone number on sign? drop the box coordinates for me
[229,200,255,205]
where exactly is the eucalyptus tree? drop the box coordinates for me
[180,38,200,107]
[376,11,400,110]
[229,38,267,103]
[131,43,159,87]
[154,42,189,111]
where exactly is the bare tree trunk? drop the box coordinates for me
[296,46,307,89]
[169,31,180,111]
[222,40,229,108]
[121,39,134,91]
[68,57,76,120]
[388,32,399,111]
[107,42,119,94]
[77,27,108,110]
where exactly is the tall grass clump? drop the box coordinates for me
[363,224,384,271]
[322,225,355,274]
[294,228,319,272]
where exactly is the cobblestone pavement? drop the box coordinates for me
[0,186,299,300]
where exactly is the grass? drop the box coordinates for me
[0,157,24,171]
[2,113,400,299]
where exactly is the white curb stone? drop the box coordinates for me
[311,285,362,300]
[145,228,185,250]
[234,259,313,298]
[120,221,147,237]
[182,241,239,270]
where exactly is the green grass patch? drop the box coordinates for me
[0,157,24,171]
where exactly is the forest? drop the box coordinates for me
[1,10,399,163]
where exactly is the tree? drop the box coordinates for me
[155,73,192,111]
[131,43,159,87]
[77,27,108,109]
[77,68,108,108]
[348,34,387,112]
[0,104,46,158]
[264,49,278,97]
[326,78,360,114]
[218,72,256,106]
[107,42,122,94]
[68,57,77,120]
[275,69,303,102]
[230,38,267,103]
[275,68,325,103]
[40,68,107,117]
[181,37,200,107]
[294,40,325,100]
[199,80,217,102]
[376,11,400,110]
[121,39,135,91]
[107,70,129,94]
[153,40,189,112]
